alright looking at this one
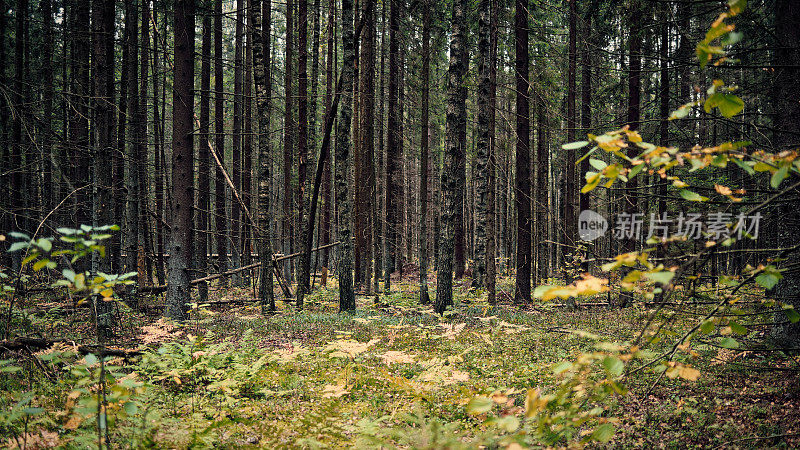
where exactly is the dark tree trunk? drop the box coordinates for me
[92,0,116,340]
[40,0,54,218]
[124,0,140,287]
[138,0,151,285]
[232,0,245,286]
[472,0,492,290]
[197,6,212,302]
[513,0,531,304]
[321,0,335,272]
[620,0,641,307]
[486,0,498,304]
[418,0,431,305]
[435,0,467,313]
[385,0,401,293]
[296,0,310,306]
[579,12,592,215]
[215,0,229,284]
[164,0,196,321]
[153,7,166,287]
[335,0,356,311]
[355,0,375,292]
[252,0,275,312]
[283,0,294,284]
[242,0,254,284]
[564,0,577,284]
[113,0,131,273]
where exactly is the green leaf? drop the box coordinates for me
[36,238,52,253]
[731,157,755,175]
[704,93,744,118]
[589,158,607,171]
[62,269,76,282]
[466,396,494,415]
[679,190,709,202]
[592,423,616,443]
[755,272,781,290]
[729,321,748,335]
[720,337,740,349]
[602,356,624,376]
[722,31,743,46]
[783,305,800,323]
[771,165,789,189]
[7,241,29,252]
[700,320,715,334]
[32,259,51,272]
[8,231,30,240]
[645,270,675,286]
[495,416,520,433]
[628,163,645,179]
[562,140,590,150]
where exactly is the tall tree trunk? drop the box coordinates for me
[164,0,196,321]
[356,0,375,293]
[40,0,54,218]
[92,0,116,340]
[153,7,166,287]
[435,0,467,313]
[418,0,431,305]
[0,0,8,263]
[385,0,401,293]
[214,0,228,284]
[486,0,498,304]
[770,0,800,345]
[453,13,468,281]
[242,0,254,284]
[113,0,131,273]
[283,0,294,284]
[321,0,335,272]
[232,0,245,285]
[472,0,492,291]
[579,12,592,215]
[296,0,310,306]
[335,0,356,311]
[252,0,275,312]
[564,0,577,285]
[374,0,386,295]
[138,0,152,285]
[197,6,212,302]
[620,0,641,307]
[124,0,140,289]
[513,0,531,304]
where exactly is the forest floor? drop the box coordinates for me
[4,272,800,448]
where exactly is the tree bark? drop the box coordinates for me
[214,0,229,285]
[472,0,492,291]
[385,0,401,293]
[418,0,431,305]
[231,0,245,286]
[197,6,212,302]
[435,0,467,314]
[252,0,275,312]
[335,0,357,311]
[164,0,196,321]
[513,0,532,304]
[296,0,311,306]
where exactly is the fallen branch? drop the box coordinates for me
[0,337,142,357]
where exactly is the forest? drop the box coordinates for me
[1,0,799,447]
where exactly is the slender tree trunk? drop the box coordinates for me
[0,0,8,262]
[283,0,295,284]
[296,0,310,306]
[138,0,151,285]
[385,0,401,293]
[124,0,140,289]
[232,0,245,286]
[418,0,431,305]
[164,0,196,321]
[321,0,335,272]
[336,0,356,311]
[564,0,577,286]
[374,0,386,295]
[357,0,375,294]
[513,0,532,304]
[252,0,275,312]
[242,0,254,284]
[214,0,229,284]
[579,12,592,215]
[92,0,116,340]
[197,6,212,302]
[40,0,54,218]
[435,0,467,313]
[486,0,498,304]
[472,0,492,290]
[620,0,641,307]
[153,7,166,287]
